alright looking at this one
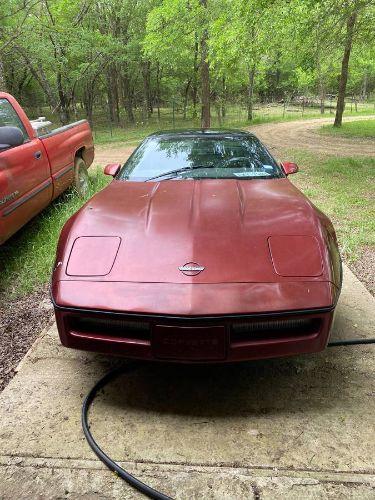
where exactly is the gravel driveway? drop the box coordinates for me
[247,115,375,157]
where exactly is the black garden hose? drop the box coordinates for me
[82,364,173,500]
[327,338,375,346]
[82,337,375,499]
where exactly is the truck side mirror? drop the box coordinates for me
[0,126,24,150]
[104,163,121,177]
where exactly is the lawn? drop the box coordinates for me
[319,119,375,139]
[292,151,375,261]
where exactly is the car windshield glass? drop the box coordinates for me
[118,134,283,181]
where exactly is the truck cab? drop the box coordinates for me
[0,93,94,244]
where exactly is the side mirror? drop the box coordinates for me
[104,163,121,177]
[0,126,24,150]
[281,161,299,176]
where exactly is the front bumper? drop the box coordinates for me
[52,280,338,363]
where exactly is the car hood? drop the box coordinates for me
[58,178,330,284]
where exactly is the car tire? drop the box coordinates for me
[74,157,89,198]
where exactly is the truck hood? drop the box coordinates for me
[59,178,329,284]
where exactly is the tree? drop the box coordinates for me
[0,0,44,92]
[200,0,210,127]
[334,9,357,126]
[144,0,214,128]
[1,0,374,128]
[0,58,6,91]
[307,0,375,127]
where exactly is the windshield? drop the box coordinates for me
[118,134,283,181]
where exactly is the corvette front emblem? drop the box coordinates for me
[178,262,205,276]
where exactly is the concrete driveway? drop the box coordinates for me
[0,265,374,499]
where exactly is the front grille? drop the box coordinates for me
[69,316,151,341]
[67,314,321,344]
[231,318,320,343]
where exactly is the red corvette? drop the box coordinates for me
[52,130,342,362]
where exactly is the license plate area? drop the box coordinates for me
[152,325,227,360]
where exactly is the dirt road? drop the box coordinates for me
[94,115,375,166]
[248,115,375,158]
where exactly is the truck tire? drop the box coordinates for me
[74,157,89,197]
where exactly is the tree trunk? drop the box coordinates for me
[17,70,31,99]
[113,67,120,126]
[56,72,70,124]
[183,79,191,119]
[320,81,326,114]
[17,48,58,110]
[121,72,135,124]
[247,65,256,121]
[334,11,357,127]
[361,71,368,100]
[107,72,114,123]
[0,57,8,92]
[83,84,94,126]
[191,38,199,119]
[156,63,161,121]
[200,2,210,128]
[221,76,226,118]
[107,67,120,126]
[316,51,325,114]
[84,97,94,126]
[141,61,152,121]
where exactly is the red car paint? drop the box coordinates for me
[0,93,94,244]
[52,131,342,363]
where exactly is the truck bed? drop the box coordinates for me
[40,120,94,199]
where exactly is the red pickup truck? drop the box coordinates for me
[0,92,94,245]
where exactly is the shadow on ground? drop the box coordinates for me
[96,350,348,420]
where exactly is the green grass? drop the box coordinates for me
[319,119,375,138]
[0,170,110,298]
[291,152,375,261]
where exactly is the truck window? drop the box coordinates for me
[0,98,29,140]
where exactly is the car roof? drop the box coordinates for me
[148,128,257,140]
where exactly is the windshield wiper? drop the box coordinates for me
[145,164,215,182]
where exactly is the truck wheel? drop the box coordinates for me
[74,157,89,197]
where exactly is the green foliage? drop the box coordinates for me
[1,0,374,125]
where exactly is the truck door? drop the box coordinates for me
[0,97,53,244]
